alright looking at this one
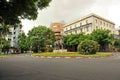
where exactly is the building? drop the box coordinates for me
[50,22,64,39]
[64,13,115,35]
[6,24,23,53]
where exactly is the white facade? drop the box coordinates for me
[6,24,23,52]
[64,13,115,35]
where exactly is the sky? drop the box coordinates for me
[21,0,120,34]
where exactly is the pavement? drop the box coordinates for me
[0,53,120,80]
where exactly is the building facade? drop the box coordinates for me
[6,24,23,52]
[50,22,64,39]
[64,13,115,35]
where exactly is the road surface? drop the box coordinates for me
[0,53,120,80]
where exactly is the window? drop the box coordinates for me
[96,19,97,23]
[80,28,82,32]
[80,23,82,26]
[53,26,57,28]
[96,26,98,29]
[75,24,76,28]
[70,26,71,29]
[14,32,16,34]
[113,26,114,28]
[75,30,77,34]
[66,28,68,31]
[107,23,108,27]
[86,26,89,31]
[13,37,15,39]
[109,25,111,28]
[8,38,11,41]
[14,27,16,30]
[100,21,102,24]
[104,22,105,26]
[86,20,88,24]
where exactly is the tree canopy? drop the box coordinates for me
[28,26,55,52]
[63,29,114,52]
[63,33,89,51]
[91,29,114,51]
[0,23,10,53]
[0,0,52,25]
[18,33,29,53]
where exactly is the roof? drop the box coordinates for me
[64,13,115,27]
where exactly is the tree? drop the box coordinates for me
[90,29,113,51]
[0,0,52,53]
[28,26,55,53]
[0,23,10,53]
[2,39,10,54]
[18,33,29,53]
[0,0,52,25]
[114,39,120,48]
[63,33,90,51]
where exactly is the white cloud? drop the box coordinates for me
[22,0,120,34]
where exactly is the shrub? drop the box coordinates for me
[40,47,46,52]
[47,46,53,52]
[78,40,99,55]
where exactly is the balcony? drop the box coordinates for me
[7,35,12,38]
[9,28,12,32]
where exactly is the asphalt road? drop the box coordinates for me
[0,53,120,80]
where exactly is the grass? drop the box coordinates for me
[32,52,112,57]
[0,54,11,58]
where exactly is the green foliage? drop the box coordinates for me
[114,39,120,48]
[1,38,10,54]
[28,26,55,53]
[78,40,99,55]
[90,29,113,51]
[91,29,112,44]
[0,0,52,25]
[63,33,90,51]
[18,33,29,53]
[0,23,10,53]
[63,29,114,52]
[47,46,53,52]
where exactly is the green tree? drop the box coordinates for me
[90,29,113,51]
[2,39,10,54]
[0,0,52,53]
[0,23,10,53]
[0,0,52,25]
[63,33,89,51]
[18,33,29,53]
[28,26,55,53]
[114,39,120,48]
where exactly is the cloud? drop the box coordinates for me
[22,0,120,34]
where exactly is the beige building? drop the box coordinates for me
[64,13,115,35]
[50,22,64,39]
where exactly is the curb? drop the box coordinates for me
[32,56,112,59]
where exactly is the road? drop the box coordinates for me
[0,53,120,80]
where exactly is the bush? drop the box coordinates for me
[47,46,53,52]
[78,40,99,55]
[40,47,46,52]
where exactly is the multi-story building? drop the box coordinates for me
[64,13,115,35]
[6,24,23,53]
[50,22,64,39]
